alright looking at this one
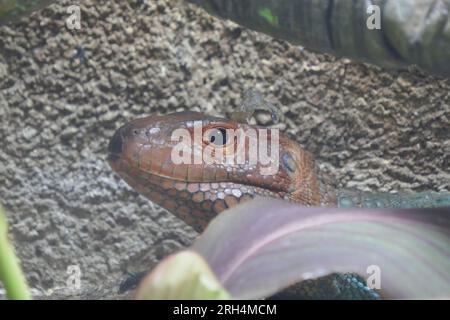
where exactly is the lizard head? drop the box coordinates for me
[108,112,331,232]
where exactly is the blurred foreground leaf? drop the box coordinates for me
[192,199,450,299]
[135,251,230,300]
[0,203,31,300]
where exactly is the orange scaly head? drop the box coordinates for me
[107,112,335,232]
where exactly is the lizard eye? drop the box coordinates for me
[207,128,228,146]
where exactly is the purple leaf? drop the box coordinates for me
[192,198,450,299]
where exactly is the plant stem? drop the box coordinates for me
[0,204,31,300]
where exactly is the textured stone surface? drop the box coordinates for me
[0,0,449,299]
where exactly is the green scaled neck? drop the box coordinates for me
[338,191,450,209]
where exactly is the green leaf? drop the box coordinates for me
[135,250,231,300]
[0,204,31,300]
[258,7,279,27]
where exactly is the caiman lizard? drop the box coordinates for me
[107,99,450,299]
[108,112,450,232]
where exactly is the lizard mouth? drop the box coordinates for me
[108,152,286,232]
[106,127,285,193]
[108,146,289,200]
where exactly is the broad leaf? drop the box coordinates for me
[135,250,230,300]
[192,198,450,299]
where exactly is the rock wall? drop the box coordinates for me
[0,0,449,298]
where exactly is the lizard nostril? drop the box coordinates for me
[109,128,123,155]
